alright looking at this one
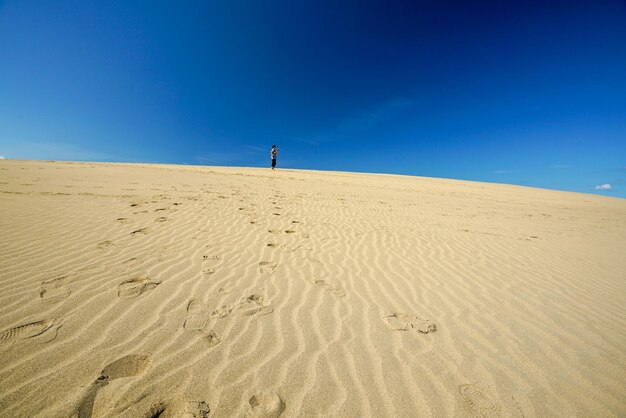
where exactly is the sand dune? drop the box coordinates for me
[0,159,625,417]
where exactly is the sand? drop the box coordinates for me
[0,159,625,417]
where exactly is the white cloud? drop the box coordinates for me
[595,184,612,190]
[0,154,5,159]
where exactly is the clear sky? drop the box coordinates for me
[1,1,625,198]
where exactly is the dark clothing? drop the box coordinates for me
[270,147,279,169]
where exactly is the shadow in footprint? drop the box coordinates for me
[76,355,151,418]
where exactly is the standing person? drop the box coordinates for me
[270,145,279,170]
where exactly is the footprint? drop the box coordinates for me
[154,208,167,212]
[202,330,222,347]
[39,275,71,303]
[184,300,208,331]
[202,268,215,274]
[184,301,222,347]
[267,243,283,248]
[459,383,501,417]
[117,277,161,299]
[187,401,211,417]
[116,218,129,224]
[218,286,232,294]
[130,228,149,236]
[210,305,234,319]
[272,213,281,216]
[208,295,272,319]
[202,255,222,274]
[203,255,221,262]
[155,216,167,222]
[268,229,281,234]
[101,354,151,379]
[291,220,300,224]
[234,294,274,317]
[247,393,285,418]
[258,261,277,277]
[145,400,210,418]
[284,230,296,234]
[0,319,60,345]
[122,257,143,269]
[383,313,436,333]
[77,355,151,418]
[288,244,312,254]
[97,240,114,249]
[250,221,257,225]
[313,280,346,297]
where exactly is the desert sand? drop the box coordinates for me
[0,159,625,417]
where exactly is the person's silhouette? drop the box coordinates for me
[270,145,279,170]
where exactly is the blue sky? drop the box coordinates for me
[1,0,625,198]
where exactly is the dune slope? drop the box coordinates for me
[1,160,625,417]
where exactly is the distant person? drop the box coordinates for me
[270,145,280,170]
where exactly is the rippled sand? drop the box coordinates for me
[1,160,625,417]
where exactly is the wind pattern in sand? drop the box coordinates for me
[0,160,625,417]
